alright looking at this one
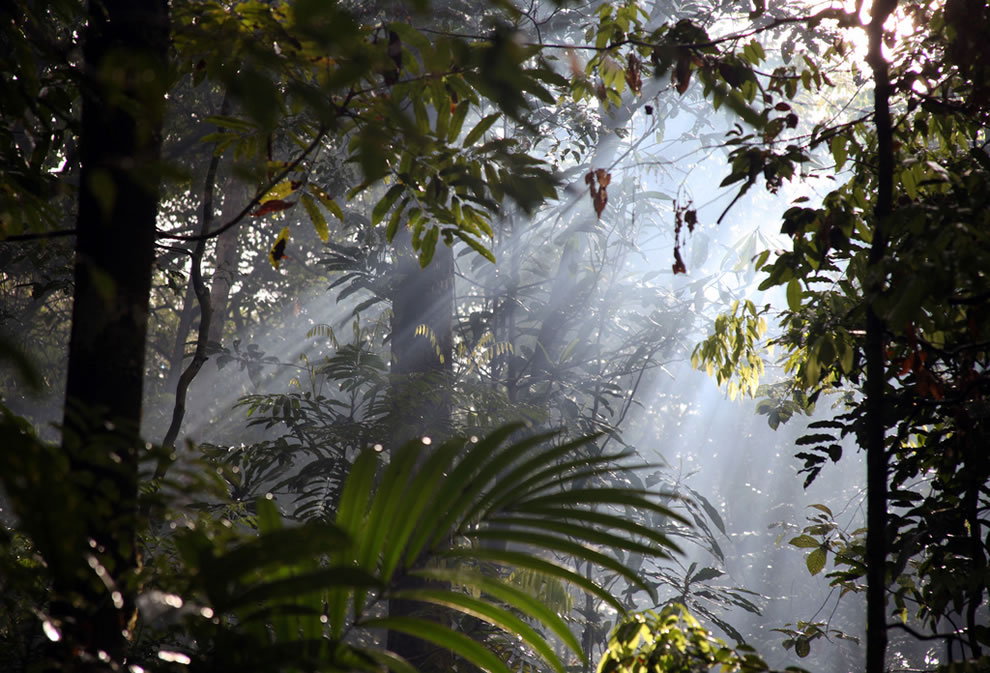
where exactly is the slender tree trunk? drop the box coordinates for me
[158,145,222,462]
[206,178,245,346]
[164,281,197,393]
[865,3,898,672]
[58,0,168,668]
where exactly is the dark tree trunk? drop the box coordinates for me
[164,281,197,394]
[865,3,898,672]
[386,230,454,671]
[388,230,454,445]
[57,0,168,667]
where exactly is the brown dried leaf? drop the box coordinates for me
[625,53,643,95]
[674,49,692,95]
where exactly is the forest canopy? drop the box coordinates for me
[1,0,989,673]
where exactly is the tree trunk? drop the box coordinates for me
[865,3,898,672]
[388,229,454,445]
[164,280,197,394]
[57,0,168,668]
[206,177,245,346]
[386,230,454,671]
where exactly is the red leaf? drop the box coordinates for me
[252,199,296,217]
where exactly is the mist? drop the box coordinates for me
[7,0,977,671]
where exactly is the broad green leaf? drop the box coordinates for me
[372,184,404,225]
[413,566,582,656]
[386,201,404,242]
[387,22,431,51]
[471,529,656,600]
[830,135,847,170]
[210,521,349,580]
[412,95,430,134]
[256,496,282,533]
[454,230,495,263]
[806,547,827,576]
[431,81,450,139]
[224,566,381,610]
[422,431,562,554]
[448,100,470,143]
[445,548,626,612]
[786,278,802,312]
[390,588,567,673]
[355,443,422,593]
[789,534,819,549]
[463,113,499,148]
[418,226,439,267]
[509,505,679,553]
[839,340,854,374]
[484,517,664,559]
[360,648,420,673]
[383,439,466,578]
[900,167,918,199]
[472,435,603,518]
[364,617,512,673]
[329,448,379,635]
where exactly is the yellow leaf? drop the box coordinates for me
[301,193,329,243]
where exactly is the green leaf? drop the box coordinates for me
[333,451,376,553]
[786,278,802,312]
[210,522,349,580]
[470,529,657,600]
[224,566,381,610]
[453,230,496,263]
[387,22,431,51]
[789,534,819,549]
[386,202,405,243]
[445,548,625,613]
[360,648,420,673]
[301,193,329,243]
[830,135,847,170]
[256,496,282,533]
[512,505,678,553]
[364,617,512,673]
[808,503,833,517]
[806,547,827,575]
[372,184,404,226]
[413,95,430,134]
[390,588,567,673]
[448,100,470,143]
[382,439,466,579]
[413,566,583,656]
[418,226,439,267]
[310,185,345,222]
[484,517,663,559]
[463,114,499,148]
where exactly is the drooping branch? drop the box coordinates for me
[157,125,327,243]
